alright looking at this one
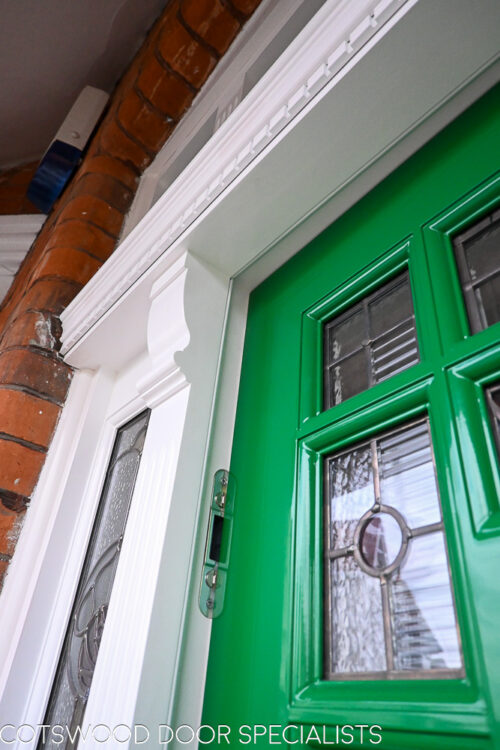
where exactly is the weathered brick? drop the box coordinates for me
[0,310,61,351]
[0,559,10,592]
[157,5,217,88]
[0,389,60,448]
[180,0,240,55]
[228,0,262,16]
[0,162,41,215]
[75,155,139,191]
[20,278,81,318]
[97,118,153,171]
[0,489,29,513]
[35,246,102,287]
[137,55,194,119]
[0,503,23,556]
[70,172,134,214]
[57,195,124,238]
[43,220,116,263]
[118,89,174,153]
[0,438,45,497]
[0,349,72,404]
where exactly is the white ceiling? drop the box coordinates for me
[0,0,168,170]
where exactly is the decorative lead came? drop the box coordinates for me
[486,382,500,461]
[323,272,419,409]
[323,418,463,680]
[453,208,500,333]
[39,410,150,749]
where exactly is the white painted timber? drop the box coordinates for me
[61,0,500,372]
[1,0,498,748]
[0,214,44,303]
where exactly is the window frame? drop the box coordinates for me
[40,408,151,741]
[322,269,420,411]
[452,206,500,335]
[422,171,500,352]
[321,414,463,683]
[291,375,479,738]
[300,238,420,424]
[290,180,500,737]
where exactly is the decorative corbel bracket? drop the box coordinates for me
[137,249,229,409]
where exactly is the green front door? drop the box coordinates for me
[202,85,500,749]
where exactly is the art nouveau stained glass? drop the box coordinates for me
[323,272,419,409]
[453,208,500,333]
[323,418,463,679]
[39,411,150,749]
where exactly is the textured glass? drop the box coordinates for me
[486,382,500,461]
[390,533,462,671]
[329,446,373,549]
[464,221,500,278]
[327,350,370,407]
[453,211,500,332]
[371,317,419,383]
[378,421,441,528]
[329,557,386,673]
[40,411,150,749]
[323,272,419,409]
[324,418,462,679]
[369,280,413,338]
[474,275,500,330]
[326,309,365,362]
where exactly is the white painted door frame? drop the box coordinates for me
[0,0,498,747]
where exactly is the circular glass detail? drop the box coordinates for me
[360,512,403,571]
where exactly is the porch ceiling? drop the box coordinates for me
[0,0,168,170]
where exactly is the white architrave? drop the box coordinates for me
[0,0,499,747]
[80,251,229,746]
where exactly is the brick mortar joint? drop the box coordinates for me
[152,49,199,97]
[176,5,222,60]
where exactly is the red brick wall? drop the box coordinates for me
[0,162,42,215]
[0,0,262,588]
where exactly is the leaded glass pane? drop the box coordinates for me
[389,533,462,672]
[328,556,386,674]
[323,418,463,680]
[453,209,500,333]
[323,272,419,409]
[378,421,441,528]
[39,410,150,749]
[486,382,500,461]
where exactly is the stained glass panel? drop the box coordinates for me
[453,209,500,333]
[39,410,150,749]
[323,273,419,409]
[324,418,463,679]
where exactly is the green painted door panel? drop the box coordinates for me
[202,85,500,749]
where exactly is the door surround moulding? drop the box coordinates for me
[61,0,500,372]
[60,0,499,738]
[60,0,413,358]
[1,0,499,745]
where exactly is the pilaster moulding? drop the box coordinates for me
[80,392,190,745]
[61,0,410,354]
